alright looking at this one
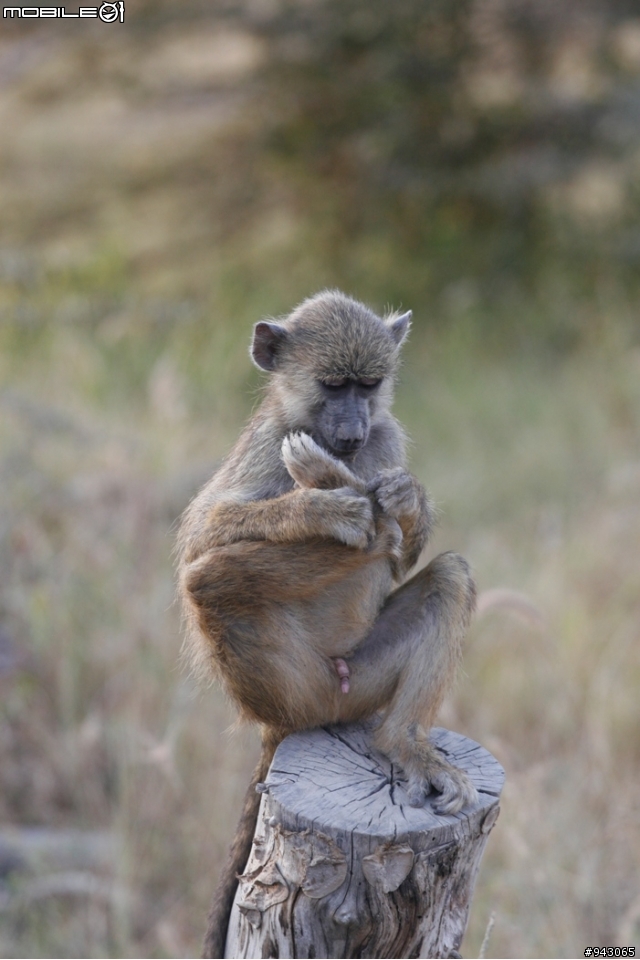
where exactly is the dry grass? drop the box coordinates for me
[0,17,639,960]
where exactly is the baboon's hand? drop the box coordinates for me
[323,487,375,549]
[368,468,424,521]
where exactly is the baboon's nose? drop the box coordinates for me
[333,436,365,454]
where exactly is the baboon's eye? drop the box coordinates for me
[322,378,349,390]
[358,378,381,389]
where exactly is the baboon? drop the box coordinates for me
[177,290,477,958]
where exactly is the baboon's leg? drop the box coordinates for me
[183,537,386,609]
[185,541,476,811]
[182,537,391,730]
[337,551,478,813]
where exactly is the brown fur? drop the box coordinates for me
[177,291,477,957]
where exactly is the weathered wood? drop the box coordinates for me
[225,722,504,959]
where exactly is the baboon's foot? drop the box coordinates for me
[282,432,354,490]
[405,733,478,815]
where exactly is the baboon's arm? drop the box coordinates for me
[183,537,387,611]
[184,487,375,561]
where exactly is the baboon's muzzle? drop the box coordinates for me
[331,434,366,455]
[317,385,371,457]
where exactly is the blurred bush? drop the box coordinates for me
[245,0,640,347]
[3,0,640,350]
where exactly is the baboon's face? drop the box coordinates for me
[250,293,412,457]
[312,375,380,457]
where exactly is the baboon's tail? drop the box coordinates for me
[202,738,277,959]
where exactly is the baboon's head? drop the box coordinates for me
[251,291,411,458]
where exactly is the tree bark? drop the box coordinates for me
[225,722,504,959]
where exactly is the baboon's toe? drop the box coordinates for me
[407,780,428,807]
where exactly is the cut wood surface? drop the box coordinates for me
[225,722,504,959]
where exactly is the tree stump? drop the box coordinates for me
[225,722,504,959]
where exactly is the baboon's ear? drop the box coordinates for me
[386,310,412,347]
[251,322,289,371]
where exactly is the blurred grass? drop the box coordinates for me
[1,9,640,960]
[2,250,639,958]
